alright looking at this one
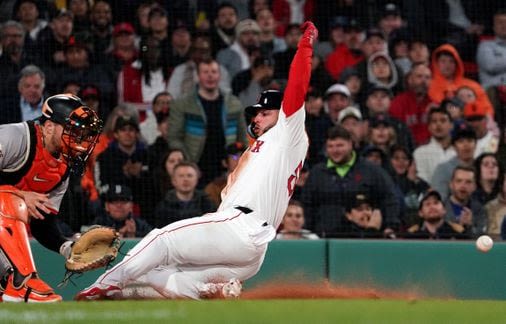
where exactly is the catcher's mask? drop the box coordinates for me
[244,90,282,139]
[41,94,103,175]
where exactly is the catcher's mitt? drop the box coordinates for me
[65,226,120,273]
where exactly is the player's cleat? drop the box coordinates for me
[75,283,122,301]
[2,276,62,303]
[221,278,242,298]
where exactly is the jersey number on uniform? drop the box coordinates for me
[287,161,303,197]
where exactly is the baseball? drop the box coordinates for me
[476,235,494,253]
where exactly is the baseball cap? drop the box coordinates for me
[381,3,401,18]
[65,33,91,52]
[451,125,477,143]
[148,5,168,20]
[325,84,351,98]
[112,22,135,37]
[365,28,385,41]
[253,55,274,68]
[344,17,363,32]
[338,106,363,123]
[441,97,465,110]
[235,19,261,37]
[329,16,349,29]
[346,193,373,212]
[52,8,73,20]
[80,84,100,100]
[114,115,139,132]
[367,84,393,98]
[245,90,282,117]
[369,113,392,128]
[463,102,487,120]
[338,67,360,83]
[105,184,133,202]
[418,190,442,210]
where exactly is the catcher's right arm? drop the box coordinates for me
[65,226,120,273]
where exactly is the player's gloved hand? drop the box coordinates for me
[300,21,318,45]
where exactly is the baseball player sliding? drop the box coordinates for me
[76,21,318,300]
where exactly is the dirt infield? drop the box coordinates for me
[242,281,422,300]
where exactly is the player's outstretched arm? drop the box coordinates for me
[282,21,318,117]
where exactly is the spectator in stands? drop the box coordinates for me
[354,28,388,84]
[428,44,493,115]
[301,126,400,238]
[404,190,468,239]
[104,22,138,79]
[338,106,366,151]
[205,142,246,206]
[168,23,192,68]
[167,58,247,185]
[89,0,113,62]
[68,0,91,33]
[364,85,415,152]
[147,5,170,62]
[305,88,331,165]
[432,126,476,198]
[53,33,115,112]
[0,21,33,108]
[92,184,152,238]
[36,8,73,68]
[366,113,397,154]
[315,15,346,60]
[81,104,139,209]
[366,51,403,96]
[95,115,153,218]
[217,18,261,79]
[324,17,364,81]
[339,192,383,238]
[232,55,276,107]
[445,166,487,238]
[339,67,363,104]
[271,0,314,37]
[276,200,319,240]
[141,90,172,146]
[117,35,170,113]
[152,148,186,206]
[463,102,499,157]
[210,2,238,55]
[256,8,286,57]
[408,37,430,67]
[324,83,352,125]
[477,9,506,91]
[443,97,466,130]
[134,1,155,38]
[272,23,301,82]
[153,161,215,228]
[413,108,455,182]
[390,63,433,145]
[12,0,47,49]
[473,153,503,205]
[377,3,404,40]
[485,170,506,240]
[168,34,231,100]
[389,145,430,229]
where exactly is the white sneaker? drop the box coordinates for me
[221,278,242,298]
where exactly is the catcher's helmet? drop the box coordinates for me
[41,94,103,175]
[244,90,282,139]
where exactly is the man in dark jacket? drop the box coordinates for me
[301,125,400,238]
[92,184,152,238]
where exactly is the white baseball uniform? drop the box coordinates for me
[87,27,314,299]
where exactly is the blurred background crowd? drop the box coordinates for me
[0,0,505,241]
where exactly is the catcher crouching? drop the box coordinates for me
[0,94,103,302]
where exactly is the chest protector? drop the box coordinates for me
[0,122,68,193]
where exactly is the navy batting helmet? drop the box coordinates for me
[244,90,283,139]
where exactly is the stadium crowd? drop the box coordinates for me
[0,0,505,240]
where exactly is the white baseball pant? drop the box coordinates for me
[94,207,276,299]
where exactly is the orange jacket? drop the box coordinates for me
[429,44,493,116]
[80,133,112,201]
